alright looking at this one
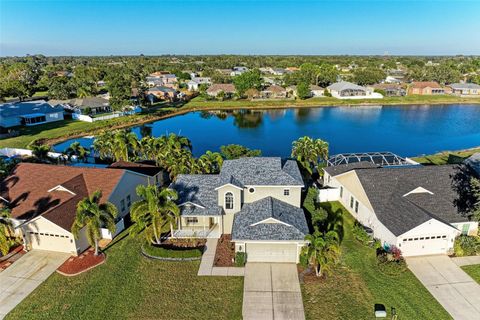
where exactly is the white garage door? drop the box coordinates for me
[246,243,298,263]
[27,231,74,253]
[400,235,449,256]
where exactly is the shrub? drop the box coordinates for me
[352,222,372,245]
[376,245,406,275]
[235,252,246,267]
[143,244,203,259]
[454,235,480,257]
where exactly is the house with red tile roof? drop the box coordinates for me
[0,163,152,255]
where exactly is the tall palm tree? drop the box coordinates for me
[65,141,88,162]
[197,151,224,174]
[93,131,115,160]
[72,190,118,255]
[0,207,15,256]
[302,230,341,277]
[130,185,179,244]
[291,136,329,174]
[112,130,139,162]
[30,144,51,162]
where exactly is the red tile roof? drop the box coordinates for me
[1,163,125,231]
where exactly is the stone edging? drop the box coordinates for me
[141,245,202,261]
[56,254,106,277]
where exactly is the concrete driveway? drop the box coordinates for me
[0,250,70,319]
[243,263,305,320]
[407,255,480,320]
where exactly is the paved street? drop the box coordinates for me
[407,255,480,320]
[243,263,305,320]
[0,250,69,319]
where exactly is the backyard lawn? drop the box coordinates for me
[301,202,451,320]
[461,264,480,284]
[412,147,480,165]
[5,231,244,320]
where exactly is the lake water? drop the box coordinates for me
[53,104,480,158]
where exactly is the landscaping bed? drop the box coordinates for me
[214,235,235,267]
[57,248,105,276]
[0,245,25,272]
[142,239,205,260]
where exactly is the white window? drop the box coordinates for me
[340,187,343,198]
[355,201,359,213]
[225,192,234,210]
[350,196,354,209]
[284,189,290,196]
[186,217,198,224]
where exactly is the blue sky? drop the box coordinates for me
[1,0,479,56]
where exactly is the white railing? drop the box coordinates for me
[100,219,125,240]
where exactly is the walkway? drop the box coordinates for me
[407,255,480,320]
[451,255,480,267]
[197,238,244,276]
[0,250,70,319]
[243,263,305,320]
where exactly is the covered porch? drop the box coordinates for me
[172,215,221,239]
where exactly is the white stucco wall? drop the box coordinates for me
[217,185,242,213]
[243,185,302,207]
[108,171,149,220]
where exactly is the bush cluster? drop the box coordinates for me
[454,235,480,257]
[352,222,372,245]
[235,252,246,267]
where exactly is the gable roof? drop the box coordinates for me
[327,81,366,92]
[353,165,469,236]
[1,163,125,230]
[465,153,480,176]
[0,100,64,118]
[449,83,480,90]
[264,85,286,93]
[410,81,442,89]
[232,197,308,241]
[206,83,236,94]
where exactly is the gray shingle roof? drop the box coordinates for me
[170,175,222,216]
[0,100,64,118]
[327,81,366,92]
[219,157,304,187]
[354,165,469,236]
[450,83,480,90]
[465,153,480,176]
[232,197,308,241]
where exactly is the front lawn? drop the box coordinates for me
[6,230,244,320]
[461,264,480,284]
[301,202,451,320]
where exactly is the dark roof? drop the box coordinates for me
[148,86,177,93]
[465,153,480,176]
[353,165,469,236]
[218,157,304,187]
[108,161,162,177]
[170,175,222,216]
[324,161,379,176]
[232,197,308,241]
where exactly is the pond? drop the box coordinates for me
[53,104,480,158]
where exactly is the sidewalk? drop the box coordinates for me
[197,238,244,277]
[451,256,480,267]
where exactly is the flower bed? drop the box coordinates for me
[142,239,205,261]
[57,248,106,276]
[214,235,235,267]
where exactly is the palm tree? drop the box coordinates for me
[30,144,51,162]
[291,136,329,175]
[0,207,15,256]
[197,151,224,174]
[64,141,88,162]
[302,230,341,277]
[112,130,139,162]
[72,190,118,255]
[130,185,179,244]
[93,131,115,160]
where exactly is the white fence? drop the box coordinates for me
[73,113,121,122]
[100,219,125,240]
[318,187,340,202]
[0,147,67,160]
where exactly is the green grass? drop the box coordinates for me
[143,244,203,258]
[412,147,480,165]
[301,202,451,320]
[461,264,480,284]
[6,230,244,320]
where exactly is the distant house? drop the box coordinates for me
[271,68,286,76]
[261,85,287,99]
[327,81,383,99]
[285,67,300,73]
[64,97,111,115]
[408,81,446,95]
[146,73,177,88]
[147,86,178,101]
[372,83,406,97]
[187,77,212,91]
[230,66,248,76]
[450,83,480,96]
[0,100,64,130]
[309,85,325,97]
[107,161,169,187]
[206,84,236,97]
[384,76,402,84]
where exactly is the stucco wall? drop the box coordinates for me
[108,171,149,219]
[217,185,242,213]
[243,185,302,207]
[452,221,479,236]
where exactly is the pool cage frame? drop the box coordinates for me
[326,152,410,167]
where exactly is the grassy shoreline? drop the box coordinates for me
[1,95,480,149]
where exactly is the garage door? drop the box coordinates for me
[400,235,449,256]
[27,231,74,253]
[246,243,298,263]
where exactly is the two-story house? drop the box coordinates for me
[170,157,309,263]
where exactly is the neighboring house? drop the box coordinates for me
[0,100,64,130]
[465,153,480,176]
[384,76,402,84]
[0,163,150,255]
[146,73,177,88]
[271,68,287,76]
[147,86,178,101]
[261,85,287,99]
[408,81,446,95]
[450,83,480,96]
[146,76,165,87]
[323,163,478,257]
[327,81,383,99]
[170,157,308,263]
[63,97,111,115]
[309,85,325,97]
[107,160,169,186]
[187,77,212,91]
[230,66,248,76]
[372,83,406,96]
[206,83,236,98]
